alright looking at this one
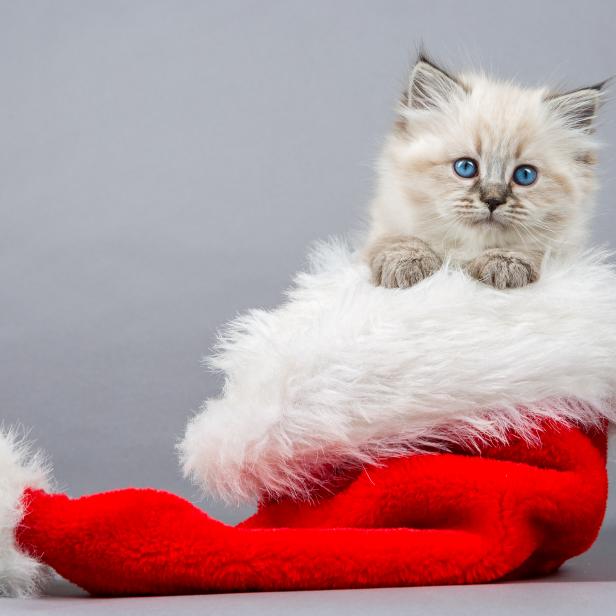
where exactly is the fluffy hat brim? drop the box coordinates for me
[179,242,616,503]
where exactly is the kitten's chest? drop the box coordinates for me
[428,232,534,264]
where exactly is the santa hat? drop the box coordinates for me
[1,244,615,596]
[0,421,609,596]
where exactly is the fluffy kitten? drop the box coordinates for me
[365,54,605,289]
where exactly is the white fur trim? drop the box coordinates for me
[0,429,52,597]
[179,241,616,503]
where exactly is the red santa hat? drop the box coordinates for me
[1,244,615,596]
[0,421,609,596]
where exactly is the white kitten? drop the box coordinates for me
[365,54,605,289]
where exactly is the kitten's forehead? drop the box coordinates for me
[457,74,549,157]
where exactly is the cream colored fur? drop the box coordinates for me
[366,58,602,284]
[179,242,616,504]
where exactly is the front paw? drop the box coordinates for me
[370,238,442,289]
[467,250,539,289]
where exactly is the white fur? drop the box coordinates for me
[368,69,601,263]
[179,242,616,504]
[0,429,51,597]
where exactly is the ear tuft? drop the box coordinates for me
[545,82,607,132]
[404,54,467,112]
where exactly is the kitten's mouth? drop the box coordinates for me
[466,215,507,229]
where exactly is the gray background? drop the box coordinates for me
[2,2,616,611]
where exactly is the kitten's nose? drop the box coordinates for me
[480,184,508,212]
[483,197,506,212]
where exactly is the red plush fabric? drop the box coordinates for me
[16,423,607,596]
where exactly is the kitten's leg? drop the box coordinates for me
[466,249,541,290]
[365,235,443,288]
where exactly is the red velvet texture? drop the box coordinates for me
[16,424,607,596]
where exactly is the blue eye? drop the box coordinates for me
[512,165,538,186]
[453,158,478,179]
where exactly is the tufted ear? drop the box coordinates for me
[403,54,467,112]
[545,82,606,132]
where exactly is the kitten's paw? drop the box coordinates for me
[369,237,442,288]
[467,249,539,289]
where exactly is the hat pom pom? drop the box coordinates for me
[0,428,52,597]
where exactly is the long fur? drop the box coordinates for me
[179,242,616,504]
[367,62,602,265]
[0,429,52,597]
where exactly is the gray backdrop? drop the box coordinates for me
[1,0,615,527]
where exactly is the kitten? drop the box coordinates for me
[365,54,605,289]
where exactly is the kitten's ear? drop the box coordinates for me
[403,54,467,112]
[545,82,606,132]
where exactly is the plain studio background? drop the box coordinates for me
[1,0,615,527]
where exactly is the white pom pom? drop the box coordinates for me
[0,428,52,597]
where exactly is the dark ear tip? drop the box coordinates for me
[411,49,466,92]
[593,77,614,93]
[589,78,610,92]
[545,80,609,103]
[415,47,439,69]
[416,51,430,65]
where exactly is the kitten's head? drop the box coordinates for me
[376,54,606,256]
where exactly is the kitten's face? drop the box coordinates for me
[380,58,602,255]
